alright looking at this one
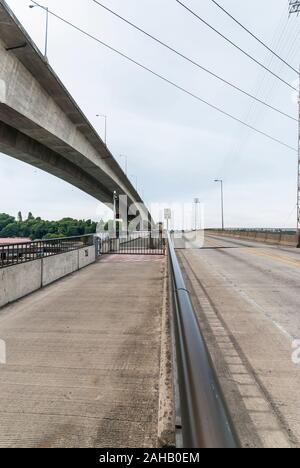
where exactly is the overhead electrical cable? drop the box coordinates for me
[209,0,299,75]
[223,8,297,170]
[175,0,298,92]
[91,0,297,122]
[29,1,297,152]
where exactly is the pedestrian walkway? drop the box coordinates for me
[0,254,166,448]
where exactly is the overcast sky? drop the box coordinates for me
[1,0,299,228]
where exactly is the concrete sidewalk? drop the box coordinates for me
[0,254,167,448]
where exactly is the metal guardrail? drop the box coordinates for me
[0,234,94,269]
[97,231,165,255]
[0,231,165,269]
[167,233,239,448]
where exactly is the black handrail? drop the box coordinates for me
[0,235,94,269]
[97,231,165,255]
[0,233,94,248]
[167,233,239,448]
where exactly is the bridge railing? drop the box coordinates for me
[96,231,166,255]
[0,234,94,269]
[206,228,299,248]
[206,227,297,234]
[167,232,239,448]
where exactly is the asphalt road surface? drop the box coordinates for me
[176,233,300,448]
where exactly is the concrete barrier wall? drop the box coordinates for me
[0,247,96,309]
[42,250,79,287]
[0,260,42,308]
[207,230,298,247]
[78,246,96,269]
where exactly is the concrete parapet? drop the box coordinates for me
[206,230,298,247]
[78,245,96,269]
[0,260,42,309]
[42,251,79,287]
[0,247,96,309]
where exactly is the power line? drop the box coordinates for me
[242,14,298,131]
[175,0,298,92]
[283,203,297,226]
[223,8,298,174]
[224,14,296,166]
[91,0,296,122]
[29,1,297,153]
[210,0,299,75]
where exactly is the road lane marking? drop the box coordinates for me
[241,248,300,269]
[205,236,300,269]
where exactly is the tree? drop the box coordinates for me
[0,223,19,237]
[0,213,97,240]
[43,233,64,240]
[0,213,15,231]
[17,211,23,223]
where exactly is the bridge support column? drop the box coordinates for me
[113,191,120,240]
[127,212,134,238]
[148,211,155,249]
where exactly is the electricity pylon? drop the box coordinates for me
[289,2,300,245]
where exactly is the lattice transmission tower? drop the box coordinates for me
[289,2,300,242]
[289,1,300,15]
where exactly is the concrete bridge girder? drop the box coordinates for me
[0,0,144,211]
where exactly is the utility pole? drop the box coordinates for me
[288,1,300,246]
[298,68,300,245]
[214,180,224,230]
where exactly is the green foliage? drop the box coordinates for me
[0,213,98,240]
[0,213,15,232]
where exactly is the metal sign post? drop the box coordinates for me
[164,208,172,232]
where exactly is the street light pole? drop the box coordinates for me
[45,7,49,58]
[194,198,200,231]
[214,179,224,230]
[96,114,107,146]
[29,4,49,59]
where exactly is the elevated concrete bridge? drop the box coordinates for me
[0,0,141,207]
